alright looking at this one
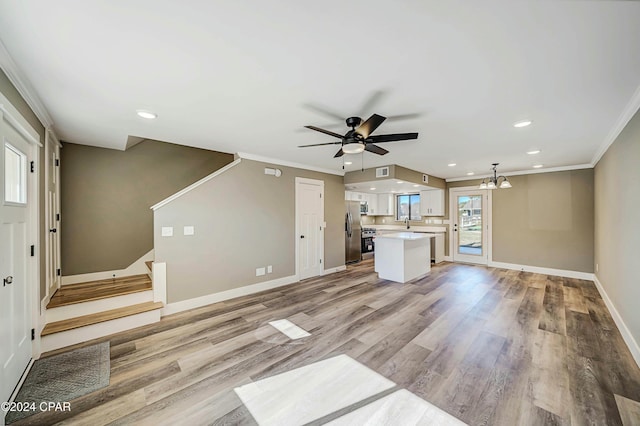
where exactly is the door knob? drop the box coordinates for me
[3,276,13,286]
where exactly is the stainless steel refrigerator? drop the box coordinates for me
[345,201,362,263]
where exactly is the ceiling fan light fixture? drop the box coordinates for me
[342,142,365,154]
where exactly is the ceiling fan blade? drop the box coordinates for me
[367,132,418,143]
[358,90,387,116]
[298,141,342,147]
[334,148,344,158]
[356,114,386,139]
[302,103,345,121]
[364,144,389,155]
[304,125,345,139]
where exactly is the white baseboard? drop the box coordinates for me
[162,274,299,316]
[61,249,154,285]
[443,256,452,262]
[593,275,640,369]
[488,261,594,281]
[323,265,346,275]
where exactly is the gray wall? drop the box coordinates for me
[60,140,233,275]
[154,159,345,304]
[595,108,640,346]
[447,169,594,272]
[0,69,47,303]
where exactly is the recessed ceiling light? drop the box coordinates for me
[137,110,157,119]
[413,184,419,187]
[514,120,532,128]
[370,187,376,190]
[344,161,352,165]
[467,172,475,176]
[448,163,457,167]
[533,164,544,169]
[397,181,404,184]
[527,150,541,155]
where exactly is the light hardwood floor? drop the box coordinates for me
[16,261,640,425]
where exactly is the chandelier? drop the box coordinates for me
[479,163,512,189]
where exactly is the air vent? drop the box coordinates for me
[422,174,429,184]
[376,167,390,178]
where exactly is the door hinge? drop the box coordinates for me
[57,268,61,276]
[30,245,35,257]
[30,161,35,173]
[56,213,60,221]
[55,158,60,166]
[31,328,35,341]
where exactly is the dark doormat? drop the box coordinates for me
[5,342,110,424]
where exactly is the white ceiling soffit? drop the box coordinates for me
[0,1,639,179]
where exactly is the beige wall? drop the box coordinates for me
[154,159,345,304]
[60,140,233,275]
[595,108,640,346]
[0,69,47,302]
[447,169,594,272]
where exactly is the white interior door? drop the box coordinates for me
[1,112,34,405]
[46,134,61,297]
[296,178,324,280]
[451,188,490,265]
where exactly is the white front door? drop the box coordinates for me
[296,178,324,280]
[0,111,34,405]
[46,134,61,297]
[451,188,490,265]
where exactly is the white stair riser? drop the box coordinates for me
[46,291,154,322]
[41,310,161,353]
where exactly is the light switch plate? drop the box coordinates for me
[161,227,173,237]
[267,265,273,273]
[184,226,195,236]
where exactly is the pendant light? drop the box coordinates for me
[479,163,512,190]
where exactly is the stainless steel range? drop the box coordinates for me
[361,228,376,259]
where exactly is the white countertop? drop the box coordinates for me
[375,232,434,240]
[369,225,447,233]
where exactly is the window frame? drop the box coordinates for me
[4,141,28,206]
[395,193,421,221]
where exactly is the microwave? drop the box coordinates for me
[359,201,368,214]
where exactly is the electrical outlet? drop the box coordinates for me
[267,265,273,273]
[256,267,266,276]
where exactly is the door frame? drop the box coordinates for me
[43,129,61,308]
[449,186,492,265]
[295,177,325,280]
[0,95,41,403]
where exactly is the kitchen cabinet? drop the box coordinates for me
[365,193,376,215]
[376,193,394,216]
[420,189,444,216]
[345,191,366,201]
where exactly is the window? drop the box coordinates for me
[396,193,421,221]
[4,142,27,204]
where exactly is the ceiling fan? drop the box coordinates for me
[299,114,418,157]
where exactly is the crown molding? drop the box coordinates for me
[446,163,593,182]
[591,83,640,166]
[236,152,345,176]
[0,38,54,128]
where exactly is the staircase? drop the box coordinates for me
[41,268,162,353]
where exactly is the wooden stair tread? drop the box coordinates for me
[47,274,152,309]
[42,302,163,336]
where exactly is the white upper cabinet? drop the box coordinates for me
[420,189,444,216]
[376,193,394,216]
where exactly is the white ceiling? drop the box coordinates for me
[1,1,639,179]
[347,179,434,194]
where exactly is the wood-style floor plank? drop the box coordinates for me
[14,260,640,425]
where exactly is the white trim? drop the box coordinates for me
[591,83,640,166]
[488,261,594,281]
[152,262,167,304]
[322,265,346,275]
[151,159,242,210]
[47,126,62,148]
[593,275,640,369]
[61,249,154,285]
[449,186,490,265]
[443,255,452,262]
[446,164,593,182]
[0,101,41,147]
[0,39,54,128]
[162,274,299,316]
[237,152,344,176]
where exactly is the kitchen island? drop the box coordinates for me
[374,232,433,283]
